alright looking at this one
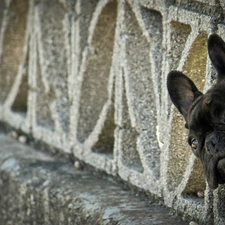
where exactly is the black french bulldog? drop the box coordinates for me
[167,34,225,189]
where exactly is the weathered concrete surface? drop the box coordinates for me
[0,133,187,225]
[2,0,225,223]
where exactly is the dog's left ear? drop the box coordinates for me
[208,34,225,82]
[167,71,202,120]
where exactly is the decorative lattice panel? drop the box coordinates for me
[1,0,225,223]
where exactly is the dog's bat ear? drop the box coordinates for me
[208,34,225,82]
[167,71,202,119]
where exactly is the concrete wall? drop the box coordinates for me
[0,0,225,224]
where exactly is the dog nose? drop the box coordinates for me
[205,135,219,156]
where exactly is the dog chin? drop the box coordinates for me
[204,154,225,189]
[206,158,218,189]
[207,158,225,189]
[217,158,225,185]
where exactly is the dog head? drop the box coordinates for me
[167,34,225,189]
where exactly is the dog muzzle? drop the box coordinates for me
[204,130,225,189]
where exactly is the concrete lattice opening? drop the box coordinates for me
[77,0,117,144]
[0,0,28,104]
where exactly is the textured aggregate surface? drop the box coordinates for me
[0,134,188,225]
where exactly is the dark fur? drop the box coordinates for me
[167,34,225,189]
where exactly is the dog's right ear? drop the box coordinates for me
[167,71,202,120]
[208,34,225,82]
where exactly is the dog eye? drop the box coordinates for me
[191,138,198,150]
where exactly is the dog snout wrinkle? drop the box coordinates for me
[205,135,219,156]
